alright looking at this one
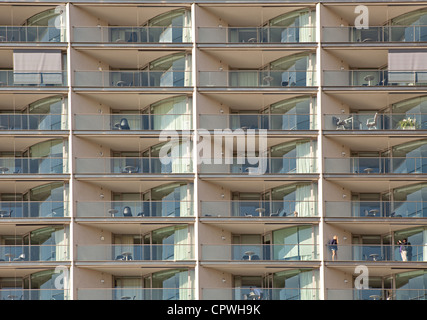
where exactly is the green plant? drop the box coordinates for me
[398,117,417,129]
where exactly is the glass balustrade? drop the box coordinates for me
[0,71,67,87]
[77,288,195,300]
[199,70,316,87]
[323,26,427,43]
[323,70,427,87]
[0,157,67,174]
[199,114,316,130]
[74,71,192,87]
[0,114,67,131]
[325,201,427,218]
[0,26,66,42]
[76,200,193,218]
[324,113,426,130]
[201,200,317,217]
[201,244,319,261]
[324,157,427,174]
[198,26,316,43]
[74,26,192,43]
[0,245,69,262]
[199,157,317,174]
[74,114,192,131]
[77,244,194,261]
[75,157,192,174]
[0,289,68,300]
[202,287,319,300]
[327,288,427,300]
[0,201,68,218]
[325,244,426,262]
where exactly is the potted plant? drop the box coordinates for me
[398,117,417,130]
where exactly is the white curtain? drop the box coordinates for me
[295,184,316,217]
[300,271,314,300]
[178,271,189,300]
[171,141,191,173]
[423,229,427,261]
[153,97,189,130]
[296,141,313,173]
[179,185,192,217]
[54,229,67,261]
[173,227,188,260]
[298,11,312,42]
[182,10,192,43]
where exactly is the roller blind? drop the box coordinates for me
[388,50,427,82]
[13,49,62,84]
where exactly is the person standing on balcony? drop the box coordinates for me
[398,239,408,261]
[329,235,338,261]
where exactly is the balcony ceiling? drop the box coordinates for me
[76,49,187,70]
[201,6,311,27]
[77,92,184,110]
[326,49,388,69]
[0,93,61,110]
[0,180,56,193]
[323,5,427,26]
[75,5,191,26]
[0,136,58,152]
[324,92,425,111]
[325,220,427,235]
[325,179,421,194]
[201,49,310,69]
[75,265,194,277]
[199,179,315,193]
[326,264,422,277]
[0,5,57,25]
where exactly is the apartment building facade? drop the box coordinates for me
[0,0,426,300]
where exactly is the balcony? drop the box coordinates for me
[198,26,316,44]
[0,201,68,218]
[0,288,68,300]
[0,114,68,131]
[323,25,427,43]
[73,71,192,88]
[0,26,66,43]
[201,200,317,218]
[325,244,426,262]
[324,113,425,131]
[77,288,194,300]
[324,157,427,175]
[202,287,319,300]
[199,70,316,88]
[75,157,192,175]
[201,244,319,261]
[77,244,194,262]
[76,200,193,218]
[199,157,317,175]
[73,26,192,44]
[327,288,427,300]
[323,70,427,87]
[199,113,316,131]
[0,71,67,88]
[325,201,427,218]
[74,114,192,131]
[0,157,67,175]
[0,244,69,262]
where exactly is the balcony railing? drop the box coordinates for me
[0,157,67,174]
[325,201,427,218]
[74,114,192,131]
[0,114,68,131]
[76,200,194,218]
[327,288,427,300]
[325,244,426,262]
[0,71,67,87]
[201,200,318,217]
[0,201,68,218]
[325,113,426,130]
[0,26,66,42]
[323,25,427,43]
[75,157,193,174]
[77,244,194,261]
[199,114,317,130]
[324,157,427,175]
[77,288,195,300]
[74,71,192,88]
[0,244,69,262]
[73,26,192,43]
[202,287,320,300]
[199,70,317,87]
[0,289,68,300]
[198,26,316,43]
[199,157,317,174]
[201,244,319,261]
[323,70,427,87]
